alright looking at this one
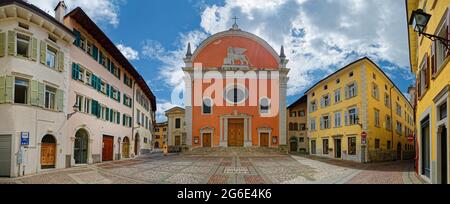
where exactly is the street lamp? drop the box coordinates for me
[409,9,449,49]
[67,104,80,120]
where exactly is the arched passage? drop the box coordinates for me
[74,129,89,164]
[134,133,140,156]
[41,135,56,169]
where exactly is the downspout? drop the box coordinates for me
[131,82,136,156]
[390,86,395,159]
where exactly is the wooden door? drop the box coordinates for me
[260,133,269,147]
[175,136,181,146]
[102,136,114,161]
[203,133,211,147]
[122,139,129,158]
[41,143,56,167]
[228,119,244,147]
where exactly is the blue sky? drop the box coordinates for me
[32,0,415,122]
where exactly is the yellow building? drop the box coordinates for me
[287,95,309,153]
[306,57,415,163]
[154,122,168,149]
[406,0,450,184]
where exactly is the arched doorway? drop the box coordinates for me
[41,135,56,169]
[397,143,402,161]
[74,129,89,164]
[134,134,140,156]
[290,137,298,152]
[154,141,160,149]
[122,137,130,158]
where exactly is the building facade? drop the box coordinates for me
[154,122,168,149]
[0,0,74,177]
[183,24,289,149]
[287,95,308,153]
[306,58,415,163]
[165,107,186,147]
[0,0,156,177]
[406,0,450,184]
[63,6,156,164]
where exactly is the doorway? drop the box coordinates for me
[175,135,181,146]
[0,135,12,177]
[202,133,212,147]
[440,126,448,184]
[421,117,431,178]
[334,139,342,158]
[102,136,114,161]
[122,137,130,158]
[41,135,56,169]
[228,119,244,147]
[290,137,298,152]
[134,134,140,156]
[397,143,402,161]
[74,129,88,164]
[260,133,269,147]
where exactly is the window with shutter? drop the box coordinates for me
[92,45,98,60]
[0,76,4,103]
[425,53,430,88]
[8,31,16,56]
[30,80,38,106]
[31,38,37,61]
[0,32,5,57]
[5,75,14,103]
[40,41,46,65]
[56,89,64,112]
[73,29,81,47]
[38,82,45,107]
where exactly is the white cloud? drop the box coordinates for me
[155,100,179,123]
[145,0,412,99]
[117,44,139,60]
[27,0,124,27]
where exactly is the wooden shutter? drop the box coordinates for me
[31,38,38,61]
[106,107,110,121]
[417,73,421,99]
[447,9,450,57]
[122,114,126,126]
[30,80,38,106]
[99,51,103,64]
[8,31,16,56]
[117,111,120,124]
[0,32,5,57]
[57,51,64,72]
[4,75,14,103]
[40,41,46,65]
[344,111,349,126]
[38,82,45,108]
[0,76,4,103]
[117,91,121,102]
[56,89,64,112]
[110,109,113,122]
[106,84,110,97]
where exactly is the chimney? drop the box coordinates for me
[54,1,67,23]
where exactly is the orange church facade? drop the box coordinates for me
[183,24,289,149]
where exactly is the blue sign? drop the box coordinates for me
[21,132,30,146]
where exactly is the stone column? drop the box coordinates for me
[279,73,288,146]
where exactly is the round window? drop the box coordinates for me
[225,85,248,104]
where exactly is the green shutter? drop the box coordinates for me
[91,100,97,116]
[0,76,4,103]
[57,51,64,72]
[106,107,110,121]
[122,114,126,126]
[129,117,132,128]
[97,78,102,92]
[110,109,113,122]
[92,45,98,60]
[56,89,64,112]
[40,41,46,65]
[72,63,78,80]
[99,51,103,64]
[4,75,14,103]
[8,31,16,56]
[0,32,6,57]
[91,74,96,88]
[38,82,45,108]
[117,111,120,124]
[73,29,81,47]
[30,80,38,106]
[117,91,121,102]
[31,38,38,61]
[106,84,110,97]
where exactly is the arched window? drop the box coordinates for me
[202,98,212,114]
[260,98,270,114]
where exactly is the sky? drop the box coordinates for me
[30,0,415,122]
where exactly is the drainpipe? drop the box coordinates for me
[390,86,395,160]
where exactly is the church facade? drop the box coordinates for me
[183,24,289,149]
